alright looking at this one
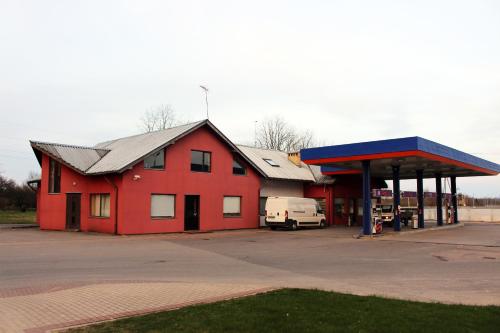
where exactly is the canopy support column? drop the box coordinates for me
[451,176,458,223]
[417,169,425,228]
[392,165,401,231]
[436,173,443,226]
[362,160,372,236]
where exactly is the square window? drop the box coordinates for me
[223,196,241,217]
[151,194,175,218]
[90,194,110,217]
[191,151,211,172]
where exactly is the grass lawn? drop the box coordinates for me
[0,210,36,224]
[69,288,500,333]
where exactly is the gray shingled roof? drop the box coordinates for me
[30,141,109,173]
[30,120,334,184]
[236,145,317,182]
[30,120,265,177]
[88,121,205,174]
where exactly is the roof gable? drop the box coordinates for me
[30,120,267,177]
[87,121,205,174]
[30,141,110,174]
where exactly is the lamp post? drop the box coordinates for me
[254,120,258,146]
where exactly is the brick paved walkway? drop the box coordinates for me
[0,281,273,333]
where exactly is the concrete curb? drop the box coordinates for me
[0,224,39,229]
[355,222,465,239]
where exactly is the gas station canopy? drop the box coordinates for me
[301,137,500,180]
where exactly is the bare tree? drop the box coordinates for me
[140,104,177,133]
[256,117,317,152]
[27,171,40,181]
[286,129,315,152]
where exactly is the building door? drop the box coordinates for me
[184,195,200,231]
[66,193,81,230]
[348,198,355,226]
[334,197,345,225]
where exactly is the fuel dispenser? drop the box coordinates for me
[371,199,383,234]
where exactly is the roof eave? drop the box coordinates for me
[111,121,211,174]
[30,142,87,176]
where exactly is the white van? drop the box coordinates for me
[265,197,326,230]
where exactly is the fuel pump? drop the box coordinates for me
[444,199,452,224]
[372,199,382,234]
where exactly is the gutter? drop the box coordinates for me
[104,176,119,235]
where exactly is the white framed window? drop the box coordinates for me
[90,194,111,217]
[151,194,175,218]
[263,158,279,167]
[223,196,241,217]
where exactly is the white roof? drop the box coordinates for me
[31,121,207,175]
[236,145,316,182]
[30,141,109,173]
[30,120,333,184]
[88,121,203,174]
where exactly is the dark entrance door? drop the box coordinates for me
[348,198,356,226]
[66,193,81,230]
[184,195,200,231]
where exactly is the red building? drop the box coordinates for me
[31,121,263,234]
[30,120,376,235]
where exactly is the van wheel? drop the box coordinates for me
[319,220,326,229]
[290,221,298,231]
[270,226,277,230]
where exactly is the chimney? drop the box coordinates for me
[288,152,302,167]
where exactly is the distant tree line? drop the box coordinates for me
[0,173,37,211]
[139,106,319,152]
[255,116,318,152]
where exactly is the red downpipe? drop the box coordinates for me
[104,176,119,235]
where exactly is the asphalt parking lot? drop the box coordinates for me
[1,223,500,332]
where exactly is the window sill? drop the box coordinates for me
[151,217,175,220]
[190,170,211,173]
[223,215,242,218]
[48,193,61,195]
[89,216,110,219]
[144,168,165,171]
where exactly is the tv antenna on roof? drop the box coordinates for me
[200,85,209,119]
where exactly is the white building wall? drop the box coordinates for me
[260,179,304,197]
[259,179,305,226]
[425,207,500,222]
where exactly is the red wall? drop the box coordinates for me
[38,154,118,233]
[36,125,260,235]
[118,126,260,234]
[304,184,334,225]
[305,176,383,226]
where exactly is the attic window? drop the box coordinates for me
[144,149,165,169]
[263,158,279,167]
[233,159,246,175]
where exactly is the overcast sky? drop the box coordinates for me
[1,0,499,196]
